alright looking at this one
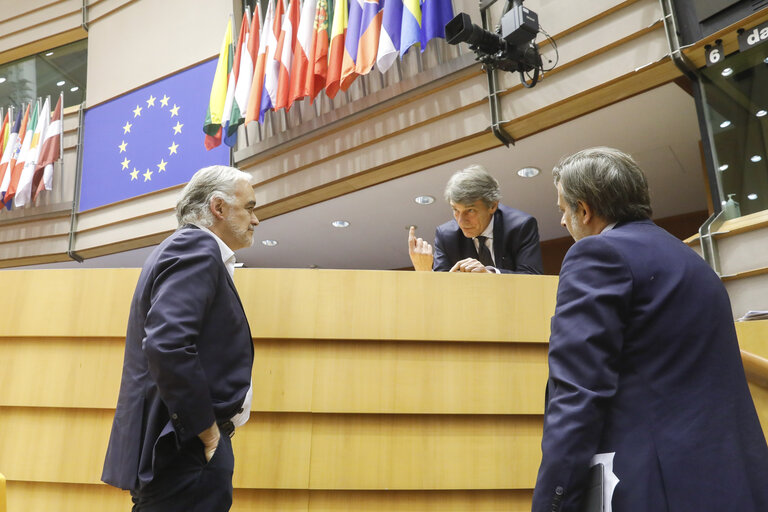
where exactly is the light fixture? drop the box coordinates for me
[721,67,734,77]
[0,77,5,84]
[517,166,540,178]
[750,155,762,162]
[261,240,278,247]
[757,110,767,118]
[718,164,729,171]
[747,193,758,200]
[56,80,65,86]
[719,120,731,128]
[332,220,350,228]
[414,195,435,205]
[764,57,768,64]
[45,51,54,56]
[70,86,79,92]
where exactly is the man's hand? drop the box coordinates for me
[408,226,434,271]
[198,421,221,462]
[449,258,492,273]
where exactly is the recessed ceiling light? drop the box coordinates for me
[414,195,434,205]
[719,120,731,128]
[750,155,762,162]
[718,164,729,171]
[747,193,758,200]
[757,110,767,118]
[517,167,540,178]
[332,220,350,228]
[261,239,278,247]
[308,264,319,269]
[764,57,768,64]
[45,51,54,56]
[721,67,734,77]
[0,77,5,84]
[57,80,65,86]
[70,86,79,92]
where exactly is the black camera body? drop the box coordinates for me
[445,2,541,75]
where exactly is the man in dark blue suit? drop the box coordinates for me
[102,165,259,512]
[532,147,768,512]
[408,165,542,274]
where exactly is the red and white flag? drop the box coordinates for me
[32,95,63,201]
[274,0,300,111]
[289,0,318,104]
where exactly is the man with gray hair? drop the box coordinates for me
[102,165,259,512]
[408,164,542,273]
[533,147,768,512]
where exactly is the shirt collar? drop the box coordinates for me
[601,222,618,234]
[192,224,236,279]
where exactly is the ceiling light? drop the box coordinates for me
[719,120,731,128]
[414,195,435,205]
[0,77,5,84]
[747,193,758,200]
[261,240,278,247]
[750,155,762,162]
[718,164,729,171]
[764,57,768,64]
[70,86,79,92]
[57,80,65,86]
[45,51,54,56]
[721,67,734,77]
[757,110,767,118]
[332,220,350,228]
[517,167,540,178]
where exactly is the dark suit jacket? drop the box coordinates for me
[102,226,254,491]
[432,204,542,274]
[532,220,768,512]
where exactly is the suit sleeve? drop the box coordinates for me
[531,237,631,512]
[499,215,542,274]
[142,237,220,442]
[432,227,452,272]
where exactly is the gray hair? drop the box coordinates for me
[553,147,652,223]
[176,165,253,227]
[444,164,501,207]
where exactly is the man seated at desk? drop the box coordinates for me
[408,165,543,274]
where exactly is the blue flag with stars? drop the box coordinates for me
[80,59,229,211]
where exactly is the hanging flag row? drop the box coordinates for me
[0,94,63,209]
[203,0,453,149]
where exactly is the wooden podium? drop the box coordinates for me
[0,268,558,510]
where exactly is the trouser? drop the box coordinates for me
[130,434,234,512]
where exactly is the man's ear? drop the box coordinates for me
[577,200,593,225]
[209,196,226,220]
[489,201,499,214]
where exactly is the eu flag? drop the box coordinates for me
[79,59,229,211]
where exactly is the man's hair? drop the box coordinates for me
[553,147,652,223]
[176,165,253,228]
[444,164,501,207]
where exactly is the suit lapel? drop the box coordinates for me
[491,209,504,265]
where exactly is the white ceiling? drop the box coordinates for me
[16,82,708,271]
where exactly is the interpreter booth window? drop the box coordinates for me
[701,40,768,219]
[0,39,87,110]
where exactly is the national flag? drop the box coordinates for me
[246,0,269,124]
[376,0,403,72]
[0,110,9,157]
[261,0,285,120]
[325,0,348,99]
[32,95,63,201]
[420,0,452,49]
[289,0,318,105]
[400,0,421,56]
[203,17,233,150]
[224,10,253,146]
[305,0,329,103]
[341,0,364,90]
[80,60,229,211]
[354,0,382,75]
[0,110,22,201]
[3,102,37,205]
[275,0,299,111]
[15,97,50,207]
